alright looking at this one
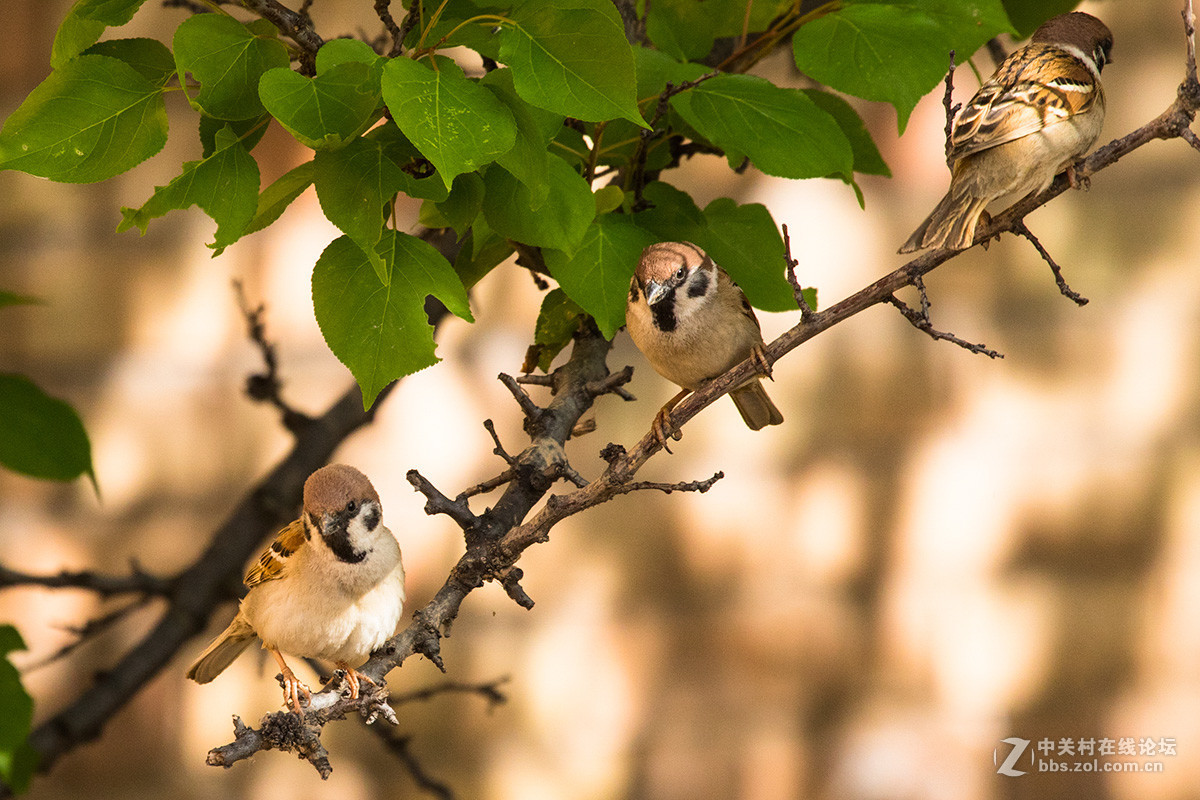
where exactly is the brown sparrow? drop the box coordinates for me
[900,12,1113,253]
[187,464,405,713]
[626,241,783,448]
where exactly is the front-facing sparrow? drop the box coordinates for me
[900,11,1114,253]
[626,241,783,447]
[187,464,405,713]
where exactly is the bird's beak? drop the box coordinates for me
[644,280,667,307]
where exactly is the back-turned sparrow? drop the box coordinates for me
[187,464,405,713]
[900,11,1113,253]
[626,241,783,448]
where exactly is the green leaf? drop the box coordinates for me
[174,13,290,120]
[793,0,1014,132]
[803,90,889,178]
[481,67,563,206]
[455,215,513,289]
[314,136,411,283]
[645,0,790,61]
[632,181,705,243]
[0,373,93,483]
[316,38,383,71]
[0,625,35,795]
[198,114,268,158]
[118,126,259,251]
[1001,0,1079,37]
[695,198,796,312]
[403,0,509,58]
[260,61,382,150]
[593,184,624,215]
[902,0,1016,56]
[0,292,42,311]
[366,123,453,202]
[670,73,853,181]
[0,54,167,183]
[500,0,647,127]
[481,156,594,253]
[382,56,517,190]
[312,233,473,408]
[543,214,657,339]
[51,0,149,66]
[240,160,315,241]
[532,288,585,371]
[83,38,175,87]
[431,172,486,238]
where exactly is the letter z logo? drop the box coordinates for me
[995,737,1030,777]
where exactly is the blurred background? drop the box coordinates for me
[3,1,1199,798]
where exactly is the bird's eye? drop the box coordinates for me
[674,266,687,281]
[346,499,358,513]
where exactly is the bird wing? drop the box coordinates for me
[950,44,1100,161]
[716,267,763,334]
[244,518,307,588]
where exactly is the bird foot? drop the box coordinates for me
[334,664,377,701]
[749,344,774,380]
[276,668,312,714]
[651,388,690,453]
[1066,163,1090,191]
[652,407,683,454]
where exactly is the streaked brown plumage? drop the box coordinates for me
[187,464,405,713]
[900,12,1113,253]
[626,241,783,448]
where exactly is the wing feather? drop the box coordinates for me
[244,518,307,588]
[950,44,1100,161]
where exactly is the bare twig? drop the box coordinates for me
[1012,222,1089,306]
[406,470,479,535]
[234,281,314,433]
[0,563,175,598]
[782,224,814,320]
[498,372,545,427]
[376,734,455,800]
[390,676,509,709]
[631,71,721,209]
[238,0,324,72]
[482,419,516,466]
[22,598,153,673]
[373,0,403,56]
[585,365,635,400]
[886,278,1003,359]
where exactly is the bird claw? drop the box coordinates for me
[277,671,312,714]
[749,344,773,380]
[652,409,679,454]
[1066,163,1090,191]
[334,665,377,701]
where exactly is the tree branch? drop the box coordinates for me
[238,0,324,72]
[0,563,175,598]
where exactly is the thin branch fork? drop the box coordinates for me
[885,277,1003,359]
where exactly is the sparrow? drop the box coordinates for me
[187,464,405,713]
[626,241,783,449]
[899,11,1113,253]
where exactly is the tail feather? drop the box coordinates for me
[899,189,989,253]
[730,380,783,431]
[186,613,257,684]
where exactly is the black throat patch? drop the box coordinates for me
[650,290,677,332]
[320,512,368,564]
